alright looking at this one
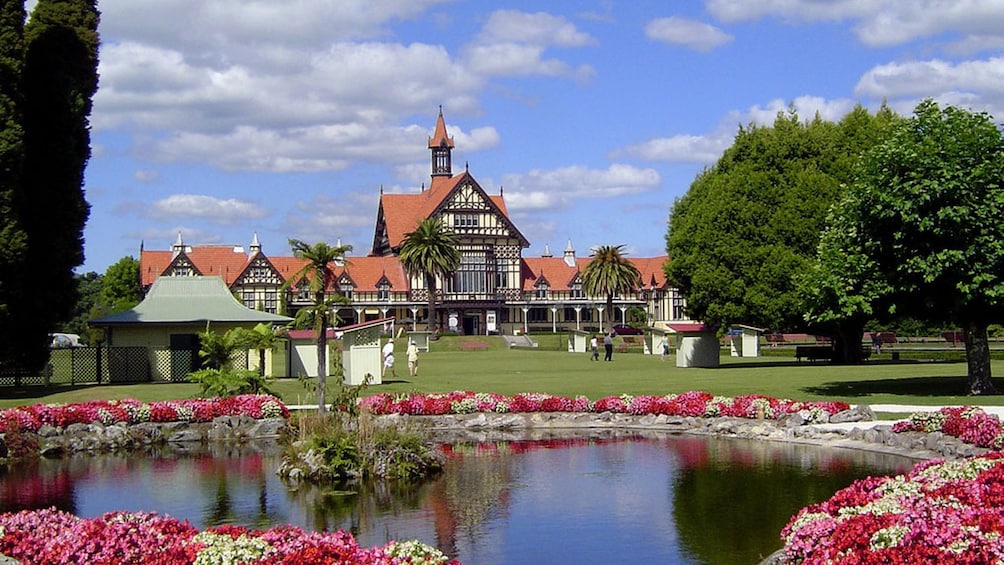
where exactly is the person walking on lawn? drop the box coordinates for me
[604,332,614,361]
[407,340,420,377]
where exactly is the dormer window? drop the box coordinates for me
[378,283,391,301]
[535,283,549,299]
[340,282,354,300]
[570,283,584,299]
[297,282,310,301]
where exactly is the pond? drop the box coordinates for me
[0,432,915,564]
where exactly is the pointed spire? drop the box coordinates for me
[563,239,576,267]
[172,231,184,257]
[542,243,552,257]
[249,232,261,256]
[429,106,454,178]
[428,105,455,149]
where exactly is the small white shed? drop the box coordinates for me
[646,327,671,356]
[408,331,433,353]
[340,318,392,386]
[567,329,591,353]
[668,322,719,368]
[730,324,765,358]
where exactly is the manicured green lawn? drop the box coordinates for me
[4,335,1004,409]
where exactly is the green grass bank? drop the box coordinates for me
[2,335,1002,409]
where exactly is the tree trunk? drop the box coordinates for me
[316,312,327,413]
[605,294,614,332]
[831,320,865,364]
[426,274,438,336]
[964,321,996,395]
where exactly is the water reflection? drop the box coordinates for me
[0,433,915,564]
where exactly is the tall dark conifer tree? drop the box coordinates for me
[0,0,29,370]
[15,0,100,371]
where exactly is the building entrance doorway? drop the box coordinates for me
[463,314,480,336]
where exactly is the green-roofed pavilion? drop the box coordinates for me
[90,277,292,380]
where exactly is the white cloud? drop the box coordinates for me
[147,194,269,225]
[281,193,379,250]
[856,57,1004,98]
[501,164,661,212]
[705,0,1004,50]
[130,226,224,248]
[645,17,733,52]
[133,169,160,183]
[616,96,857,165]
[479,10,594,47]
[616,134,730,164]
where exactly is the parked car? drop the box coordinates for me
[611,324,644,336]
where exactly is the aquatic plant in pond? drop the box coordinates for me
[0,508,457,564]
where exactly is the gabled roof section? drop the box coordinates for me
[375,171,529,251]
[340,256,408,291]
[233,253,284,286]
[141,245,256,287]
[632,256,670,289]
[522,257,582,292]
[90,277,292,326]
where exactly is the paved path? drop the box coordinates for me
[810,403,1004,432]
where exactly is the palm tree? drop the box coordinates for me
[398,218,461,335]
[582,244,641,332]
[282,239,352,412]
[238,322,282,378]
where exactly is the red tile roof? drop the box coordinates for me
[142,248,408,293]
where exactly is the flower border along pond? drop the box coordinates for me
[2,392,1004,564]
[777,406,1004,565]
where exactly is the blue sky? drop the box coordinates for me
[74,0,1004,273]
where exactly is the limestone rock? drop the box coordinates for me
[830,405,876,424]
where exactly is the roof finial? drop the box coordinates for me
[500,185,504,196]
[380,184,383,195]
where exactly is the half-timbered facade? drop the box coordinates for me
[139,109,690,334]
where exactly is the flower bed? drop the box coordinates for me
[776,406,1004,563]
[0,395,289,433]
[892,406,1004,449]
[359,390,850,422]
[780,452,1004,564]
[0,508,457,564]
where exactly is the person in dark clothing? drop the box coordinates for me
[603,332,614,361]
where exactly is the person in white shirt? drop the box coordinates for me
[382,339,396,378]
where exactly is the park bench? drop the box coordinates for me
[942,331,964,345]
[796,345,873,363]
[459,341,490,351]
[794,345,834,363]
[616,336,641,352]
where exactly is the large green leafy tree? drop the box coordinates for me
[398,218,460,334]
[79,256,141,345]
[2,0,99,373]
[60,270,101,341]
[665,105,898,360]
[582,244,640,331]
[283,239,352,412]
[835,100,1004,394]
[0,0,29,370]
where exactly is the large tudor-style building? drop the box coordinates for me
[139,109,689,335]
